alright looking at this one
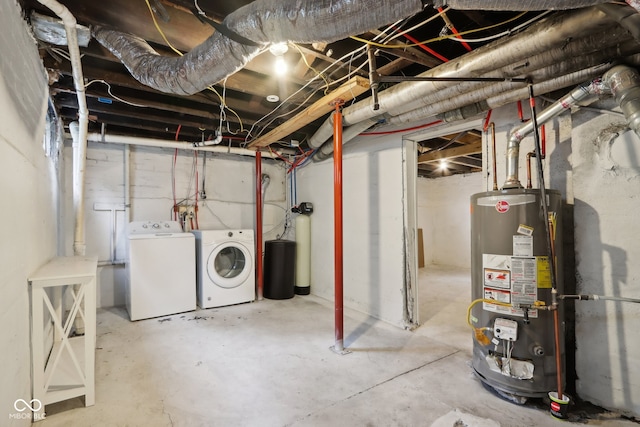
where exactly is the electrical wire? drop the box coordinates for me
[144,0,245,134]
[245,14,415,143]
[360,120,443,136]
[386,8,450,43]
[85,80,150,108]
[350,12,528,49]
[447,11,552,44]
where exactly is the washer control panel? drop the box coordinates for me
[129,221,183,235]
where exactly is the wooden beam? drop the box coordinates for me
[418,141,482,164]
[248,76,370,148]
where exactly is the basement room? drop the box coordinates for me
[3,0,640,425]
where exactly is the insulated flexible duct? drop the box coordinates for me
[387,34,639,126]
[93,0,423,95]
[431,0,607,9]
[308,7,614,148]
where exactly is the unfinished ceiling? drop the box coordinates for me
[19,0,640,176]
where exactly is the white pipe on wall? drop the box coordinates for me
[38,0,89,256]
[86,133,279,159]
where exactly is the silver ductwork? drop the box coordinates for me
[387,33,639,126]
[308,7,615,148]
[502,79,610,188]
[604,65,640,136]
[93,0,423,95]
[312,118,379,162]
[501,64,640,189]
[430,0,608,9]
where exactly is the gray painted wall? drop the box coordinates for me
[0,2,53,425]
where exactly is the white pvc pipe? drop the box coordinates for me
[86,133,279,159]
[38,0,89,256]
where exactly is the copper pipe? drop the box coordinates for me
[526,125,545,189]
[549,217,563,401]
[255,151,263,301]
[553,309,563,401]
[526,152,534,189]
[332,100,345,352]
[489,122,498,190]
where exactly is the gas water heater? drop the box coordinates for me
[470,188,564,398]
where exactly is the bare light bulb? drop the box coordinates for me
[274,56,288,76]
[439,160,448,170]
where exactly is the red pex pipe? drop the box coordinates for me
[400,32,449,63]
[437,7,472,52]
[517,100,525,122]
[256,151,263,301]
[333,101,345,352]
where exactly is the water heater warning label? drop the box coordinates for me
[482,254,539,319]
[484,268,510,289]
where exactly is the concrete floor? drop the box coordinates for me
[39,265,637,426]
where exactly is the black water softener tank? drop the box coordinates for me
[264,240,296,299]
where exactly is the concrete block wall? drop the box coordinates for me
[0,1,53,425]
[68,142,287,307]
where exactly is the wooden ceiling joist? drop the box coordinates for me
[247,76,369,149]
[418,141,482,164]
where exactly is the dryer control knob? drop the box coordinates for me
[228,231,233,237]
[152,223,160,229]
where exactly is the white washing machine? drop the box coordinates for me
[126,221,196,321]
[192,229,255,308]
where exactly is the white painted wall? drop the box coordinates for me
[296,134,410,327]
[67,142,287,307]
[0,2,53,425]
[417,173,482,268]
[571,102,640,417]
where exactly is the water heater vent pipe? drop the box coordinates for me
[503,79,608,189]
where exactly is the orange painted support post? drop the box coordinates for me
[331,100,347,354]
[256,151,263,301]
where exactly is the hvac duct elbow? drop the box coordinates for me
[597,3,640,42]
[502,79,608,188]
[430,0,608,9]
[603,65,640,136]
[93,0,423,95]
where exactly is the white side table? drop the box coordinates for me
[28,256,97,420]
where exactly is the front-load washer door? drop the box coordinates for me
[207,242,252,289]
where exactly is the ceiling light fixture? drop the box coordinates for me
[439,160,448,170]
[269,42,289,76]
[266,94,280,103]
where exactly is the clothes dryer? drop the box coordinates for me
[192,229,255,308]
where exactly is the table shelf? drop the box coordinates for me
[28,256,97,421]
